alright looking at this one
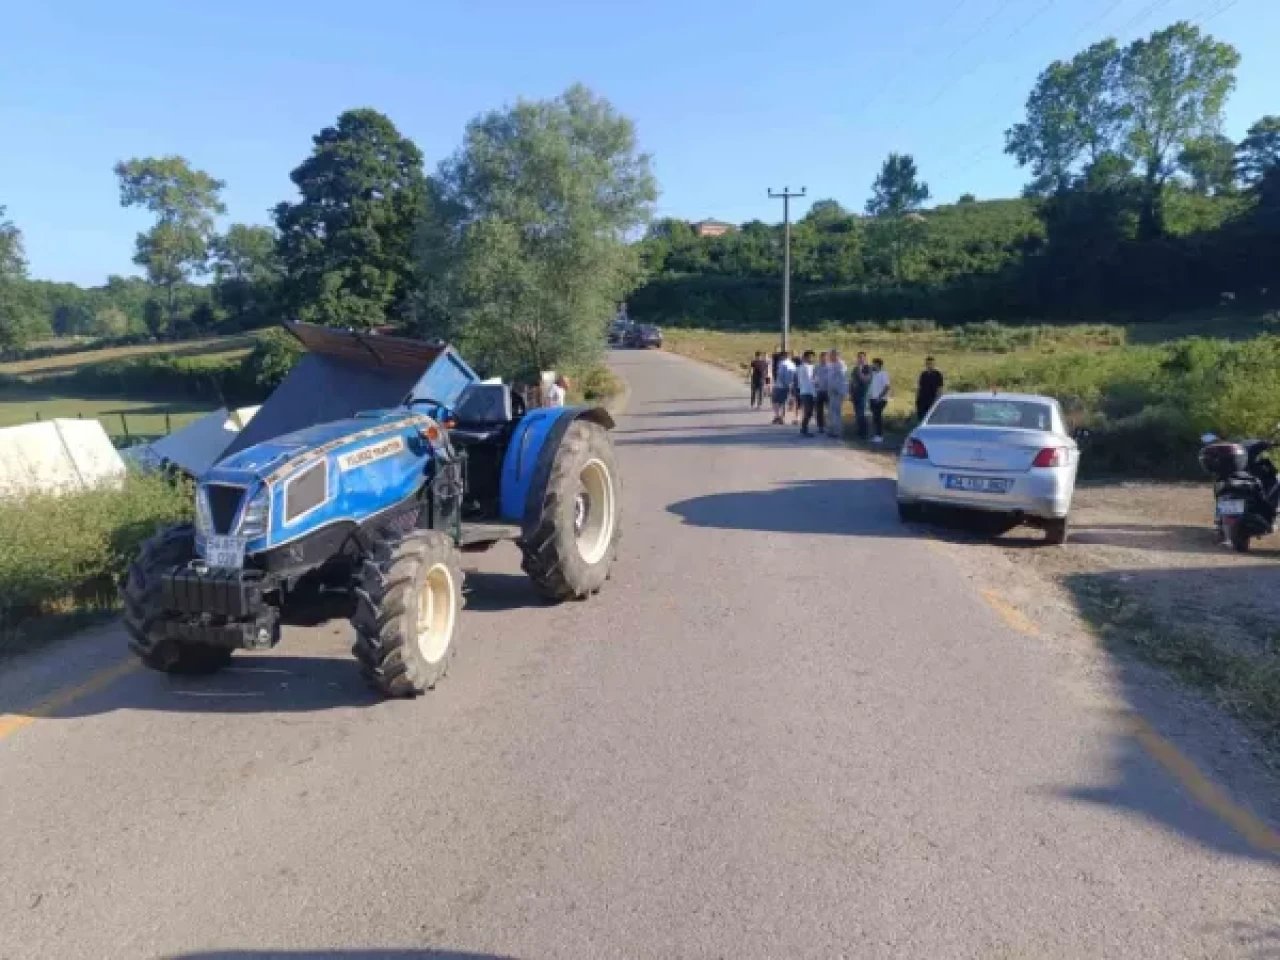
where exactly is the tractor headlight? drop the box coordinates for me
[238,488,270,540]
[194,489,213,535]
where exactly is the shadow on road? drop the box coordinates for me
[1066,521,1280,558]
[1051,563,1280,866]
[462,571,546,612]
[165,952,517,960]
[668,478,903,537]
[0,654,387,718]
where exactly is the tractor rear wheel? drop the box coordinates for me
[521,419,621,601]
[351,529,463,698]
[122,524,234,675]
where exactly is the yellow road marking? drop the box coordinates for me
[1122,710,1280,857]
[980,589,1041,636]
[0,658,139,742]
[974,589,1280,856]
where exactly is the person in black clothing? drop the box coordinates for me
[915,356,944,422]
[749,351,770,409]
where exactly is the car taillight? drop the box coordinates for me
[903,437,928,459]
[1032,447,1067,468]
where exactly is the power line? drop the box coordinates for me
[1117,0,1178,36]
[921,0,1058,109]
[1198,0,1240,24]
[1067,0,1128,44]
[858,0,976,121]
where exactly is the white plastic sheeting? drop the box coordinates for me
[0,419,126,499]
[121,406,259,479]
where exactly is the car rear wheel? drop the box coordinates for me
[1043,517,1069,545]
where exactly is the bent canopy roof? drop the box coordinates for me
[220,323,478,460]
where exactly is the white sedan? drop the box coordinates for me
[895,391,1081,544]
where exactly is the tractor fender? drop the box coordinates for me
[499,406,615,528]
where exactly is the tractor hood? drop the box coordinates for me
[197,411,443,554]
[220,322,478,462]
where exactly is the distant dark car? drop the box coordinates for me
[626,324,663,349]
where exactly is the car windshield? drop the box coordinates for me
[928,398,1055,431]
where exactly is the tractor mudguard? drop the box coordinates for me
[498,406,615,528]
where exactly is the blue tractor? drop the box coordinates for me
[121,323,621,697]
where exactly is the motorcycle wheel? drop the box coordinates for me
[1227,519,1252,553]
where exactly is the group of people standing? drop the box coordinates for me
[749,349,943,442]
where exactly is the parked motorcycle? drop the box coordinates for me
[1198,428,1280,552]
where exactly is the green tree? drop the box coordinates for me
[420,84,657,377]
[866,153,930,217]
[274,109,426,330]
[1178,133,1237,194]
[802,199,848,226]
[0,206,43,351]
[114,156,226,330]
[92,306,130,337]
[1237,115,1280,185]
[211,224,281,329]
[866,154,930,282]
[1117,22,1239,238]
[1005,40,1128,195]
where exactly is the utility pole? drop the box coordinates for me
[768,186,806,353]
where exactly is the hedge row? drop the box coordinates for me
[0,472,193,649]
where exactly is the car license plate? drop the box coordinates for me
[1216,499,1246,517]
[943,475,1010,493]
[205,535,248,570]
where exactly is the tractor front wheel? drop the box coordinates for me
[521,420,622,601]
[351,529,463,698]
[122,524,234,675]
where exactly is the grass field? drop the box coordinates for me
[0,393,217,440]
[662,324,1127,424]
[0,335,255,381]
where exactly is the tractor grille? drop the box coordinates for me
[205,484,246,535]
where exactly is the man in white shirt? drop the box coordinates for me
[771,354,796,425]
[796,350,818,436]
[868,359,890,442]
[545,375,568,407]
[825,348,849,438]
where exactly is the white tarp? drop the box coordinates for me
[123,406,259,479]
[0,419,126,499]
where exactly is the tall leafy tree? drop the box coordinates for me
[274,109,426,329]
[1237,115,1280,185]
[1117,22,1239,238]
[1178,133,1237,195]
[420,84,657,377]
[1005,40,1127,196]
[211,224,281,329]
[865,154,930,282]
[866,153,930,217]
[0,206,43,350]
[115,156,226,328]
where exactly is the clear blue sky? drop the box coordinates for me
[2,0,1276,285]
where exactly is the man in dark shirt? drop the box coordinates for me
[916,356,944,422]
[749,351,771,409]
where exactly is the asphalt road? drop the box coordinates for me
[2,348,1277,960]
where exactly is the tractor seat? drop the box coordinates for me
[451,383,514,446]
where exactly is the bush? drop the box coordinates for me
[0,472,192,645]
[242,328,304,390]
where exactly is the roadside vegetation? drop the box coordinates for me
[665,318,1280,478]
[0,472,192,655]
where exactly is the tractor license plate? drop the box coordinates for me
[1217,499,1246,517]
[205,535,248,570]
